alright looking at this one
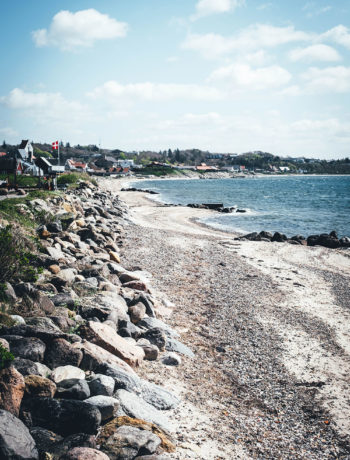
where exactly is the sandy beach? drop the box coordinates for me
[101,177,350,459]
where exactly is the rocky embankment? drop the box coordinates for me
[0,181,191,459]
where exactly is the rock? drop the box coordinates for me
[49,315,75,333]
[58,269,77,284]
[25,317,63,337]
[128,303,146,324]
[56,378,91,400]
[49,264,61,274]
[162,352,181,366]
[138,318,179,339]
[119,272,140,284]
[10,314,26,325]
[12,358,51,378]
[79,322,144,367]
[115,390,172,432]
[118,320,142,339]
[101,365,142,394]
[24,375,56,398]
[88,374,115,397]
[340,236,350,248]
[107,263,126,275]
[0,367,25,416]
[3,282,17,302]
[259,230,273,240]
[271,232,288,243]
[142,328,167,351]
[0,338,10,351]
[0,409,39,459]
[46,246,65,260]
[140,382,180,411]
[6,336,46,362]
[318,233,340,249]
[72,341,136,376]
[165,337,194,358]
[84,395,119,421]
[22,397,101,436]
[109,251,120,263]
[136,343,158,361]
[136,456,168,460]
[122,281,149,292]
[45,338,83,369]
[101,425,161,459]
[47,221,63,233]
[51,292,76,308]
[29,426,63,455]
[50,365,85,384]
[62,447,109,460]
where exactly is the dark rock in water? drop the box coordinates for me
[6,336,46,362]
[22,397,101,436]
[291,235,305,244]
[56,378,91,400]
[46,221,63,233]
[235,232,260,241]
[259,231,273,240]
[165,337,194,358]
[340,236,350,247]
[307,234,320,246]
[272,232,288,242]
[236,209,246,213]
[288,239,301,245]
[329,230,338,239]
[318,233,340,249]
[142,328,167,351]
[100,425,161,459]
[0,409,39,459]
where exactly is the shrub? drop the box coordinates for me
[57,172,97,187]
[0,343,14,370]
[0,224,41,284]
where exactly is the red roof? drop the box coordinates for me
[0,152,7,157]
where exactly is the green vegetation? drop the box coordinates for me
[134,166,182,177]
[34,147,52,158]
[0,174,39,187]
[0,225,42,284]
[57,172,97,187]
[0,343,14,369]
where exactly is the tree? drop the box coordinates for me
[65,142,71,148]
[2,140,6,148]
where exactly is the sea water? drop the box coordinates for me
[132,175,350,237]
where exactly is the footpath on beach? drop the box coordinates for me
[0,176,349,459]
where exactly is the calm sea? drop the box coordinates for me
[132,176,350,237]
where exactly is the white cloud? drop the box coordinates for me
[321,25,350,50]
[88,81,223,102]
[182,24,312,58]
[192,0,245,19]
[302,66,350,93]
[32,9,128,50]
[0,127,18,140]
[1,88,87,125]
[291,118,350,139]
[289,44,341,62]
[209,63,292,90]
[158,112,222,129]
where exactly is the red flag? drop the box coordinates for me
[52,141,58,150]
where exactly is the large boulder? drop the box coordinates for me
[6,336,46,362]
[50,365,85,384]
[22,397,101,436]
[24,375,56,398]
[138,318,179,339]
[0,409,39,459]
[100,425,161,459]
[142,328,167,351]
[44,338,83,368]
[165,337,194,358]
[84,395,119,422]
[116,390,172,432]
[88,374,115,397]
[79,322,144,367]
[0,366,25,416]
[56,378,90,400]
[12,358,51,378]
[62,447,109,460]
[128,303,146,324]
[30,429,96,458]
[72,340,136,375]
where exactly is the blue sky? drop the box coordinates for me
[1,0,350,158]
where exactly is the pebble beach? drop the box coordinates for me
[105,177,350,459]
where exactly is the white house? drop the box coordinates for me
[116,159,134,168]
[65,159,88,171]
[17,140,34,162]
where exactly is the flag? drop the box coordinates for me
[52,141,58,150]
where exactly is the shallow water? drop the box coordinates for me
[133,175,350,237]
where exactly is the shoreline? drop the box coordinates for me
[101,176,350,459]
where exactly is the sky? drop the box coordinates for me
[0,0,350,158]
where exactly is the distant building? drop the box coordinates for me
[279,166,290,172]
[65,159,88,171]
[17,140,34,162]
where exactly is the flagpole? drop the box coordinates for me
[58,141,60,166]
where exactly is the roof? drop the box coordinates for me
[67,159,87,168]
[18,140,29,149]
[0,152,7,157]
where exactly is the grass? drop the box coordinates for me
[134,167,182,177]
[0,174,40,187]
[57,172,97,187]
[0,190,59,228]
